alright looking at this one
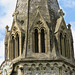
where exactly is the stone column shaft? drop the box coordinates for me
[45,33,47,53]
[38,32,41,53]
[18,68,23,75]
[15,38,18,58]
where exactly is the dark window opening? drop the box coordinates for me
[12,36,15,58]
[60,33,62,55]
[68,40,70,58]
[21,20,24,25]
[41,29,45,53]
[35,29,38,53]
[17,34,19,56]
[22,35,25,54]
[64,35,66,57]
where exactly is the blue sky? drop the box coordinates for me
[0,0,75,65]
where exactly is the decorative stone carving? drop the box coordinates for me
[67,24,71,30]
[1,61,13,75]
[36,21,43,25]
[13,26,17,31]
[58,9,65,17]
[13,62,75,75]
[5,25,9,32]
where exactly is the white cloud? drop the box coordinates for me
[0,0,17,30]
[58,0,75,8]
[70,21,75,27]
[0,0,16,5]
[64,0,75,8]
[0,40,5,65]
[0,40,4,57]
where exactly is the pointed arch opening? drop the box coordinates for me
[34,29,39,53]
[33,28,47,53]
[41,29,45,53]
[22,35,25,54]
[16,34,19,56]
[12,36,15,59]
[68,40,70,58]
[64,35,67,57]
[60,33,62,55]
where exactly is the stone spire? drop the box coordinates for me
[15,0,60,58]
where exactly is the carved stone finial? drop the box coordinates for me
[67,24,71,29]
[58,9,65,17]
[5,25,9,32]
[12,10,19,21]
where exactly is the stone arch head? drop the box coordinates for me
[31,27,39,33]
[40,27,47,33]
[67,67,71,71]
[46,63,51,70]
[24,64,28,67]
[31,64,36,67]
[38,63,43,70]
[15,32,19,36]
[39,63,43,66]
[14,65,19,72]
[31,64,36,70]
[46,63,50,67]
[12,35,14,39]
[53,63,58,67]
[62,64,67,71]
[24,64,28,71]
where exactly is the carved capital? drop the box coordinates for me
[38,30,41,34]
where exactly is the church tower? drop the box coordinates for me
[0,0,75,75]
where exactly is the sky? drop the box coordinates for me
[0,0,75,65]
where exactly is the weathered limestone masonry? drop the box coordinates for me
[0,0,75,75]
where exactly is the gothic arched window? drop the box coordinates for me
[35,29,39,53]
[41,29,45,53]
[12,36,15,58]
[16,34,19,56]
[64,35,67,57]
[68,40,70,58]
[22,35,25,54]
[60,33,62,55]
[33,28,46,53]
